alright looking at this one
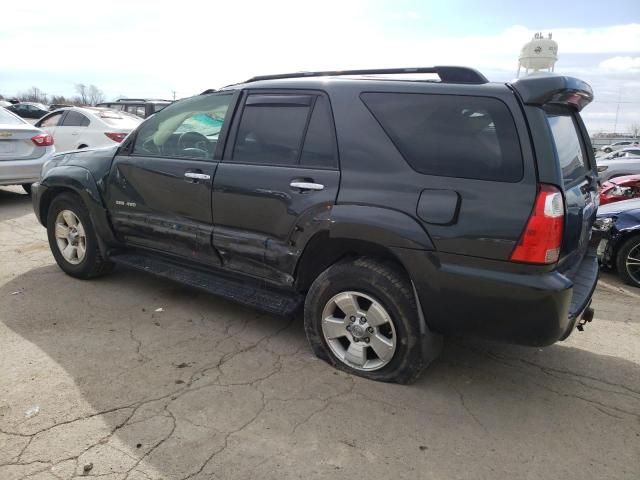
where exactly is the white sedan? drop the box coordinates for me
[0,107,56,194]
[35,107,142,153]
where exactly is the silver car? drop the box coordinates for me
[599,140,639,154]
[597,155,640,182]
[0,107,56,194]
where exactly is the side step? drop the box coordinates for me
[110,253,303,316]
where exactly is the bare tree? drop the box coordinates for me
[18,86,48,104]
[75,83,89,105]
[629,122,640,139]
[88,85,105,105]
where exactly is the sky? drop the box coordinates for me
[1,0,638,134]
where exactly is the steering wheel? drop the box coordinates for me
[178,131,210,154]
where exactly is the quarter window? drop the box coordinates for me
[132,93,232,160]
[361,93,523,182]
[546,112,588,186]
[300,96,338,168]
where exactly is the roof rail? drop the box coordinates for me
[200,89,217,95]
[244,66,489,85]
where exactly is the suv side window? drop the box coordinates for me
[300,96,338,168]
[132,93,232,160]
[361,93,523,182]
[232,95,312,166]
[61,111,90,127]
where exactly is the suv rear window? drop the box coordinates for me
[546,112,588,186]
[361,93,523,182]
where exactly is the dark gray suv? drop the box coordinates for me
[31,66,599,383]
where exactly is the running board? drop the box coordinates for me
[110,253,303,316]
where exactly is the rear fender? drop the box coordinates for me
[329,204,434,250]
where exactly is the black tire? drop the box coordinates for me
[616,235,640,288]
[603,147,612,153]
[46,192,113,279]
[304,257,438,384]
[22,183,32,195]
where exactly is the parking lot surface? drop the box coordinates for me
[1,185,639,480]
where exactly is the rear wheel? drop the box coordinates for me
[616,236,640,288]
[22,184,32,195]
[46,193,113,279]
[304,257,439,383]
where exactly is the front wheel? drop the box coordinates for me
[616,236,640,288]
[46,192,113,279]
[304,257,440,383]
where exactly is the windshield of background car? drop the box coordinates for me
[546,111,589,186]
[0,108,25,125]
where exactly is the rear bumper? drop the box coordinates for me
[392,248,599,347]
[0,154,51,186]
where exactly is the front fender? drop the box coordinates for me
[36,165,119,248]
[329,204,434,250]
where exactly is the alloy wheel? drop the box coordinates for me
[321,291,397,371]
[54,210,87,265]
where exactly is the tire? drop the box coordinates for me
[46,192,113,279]
[22,183,32,196]
[304,257,439,384]
[616,235,640,288]
[603,147,612,153]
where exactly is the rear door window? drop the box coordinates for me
[361,93,523,182]
[232,95,312,166]
[61,111,90,127]
[300,96,338,168]
[546,112,588,186]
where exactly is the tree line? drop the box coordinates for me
[0,84,105,106]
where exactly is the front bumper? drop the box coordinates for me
[392,248,599,347]
[31,182,47,225]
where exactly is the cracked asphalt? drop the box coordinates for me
[1,185,639,480]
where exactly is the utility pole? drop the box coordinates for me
[172,90,176,101]
[613,89,621,135]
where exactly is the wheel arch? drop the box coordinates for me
[38,166,120,249]
[294,204,435,292]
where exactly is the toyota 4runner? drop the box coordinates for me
[31,66,599,383]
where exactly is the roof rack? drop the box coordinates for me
[244,66,489,85]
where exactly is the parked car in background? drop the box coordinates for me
[594,198,640,288]
[31,67,599,383]
[96,98,171,118]
[6,102,50,119]
[35,107,142,152]
[599,175,640,205]
[597,155,640,181]
[0,107,55,194]
[599,146,640,161]
[49,103,74,111]
[599,140,639,154]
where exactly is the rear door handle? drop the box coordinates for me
[184,172,211,180]
[290,181,324,191]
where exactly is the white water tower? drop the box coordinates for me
[518,32,558,77]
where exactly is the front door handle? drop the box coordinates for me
[290,181,324,191]
[184,172,211,181]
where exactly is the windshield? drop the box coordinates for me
[0,108,25,125]
[546,112,589,186]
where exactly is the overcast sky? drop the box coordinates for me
[1,0,638,133]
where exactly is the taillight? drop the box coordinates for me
[31,133,54,147]
[104,132,127,143]
[510,184,564,265]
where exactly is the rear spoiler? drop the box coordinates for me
[508,75,593,112]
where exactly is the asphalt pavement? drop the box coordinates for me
[1,185,638,480]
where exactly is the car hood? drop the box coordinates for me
[597,158,640,166]
[603,174,640,186]
[597,198,640,217]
